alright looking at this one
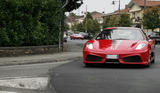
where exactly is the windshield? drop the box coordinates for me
[96,29,144,40]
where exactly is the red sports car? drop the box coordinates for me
[83,27,155,67]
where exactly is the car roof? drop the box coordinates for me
[104,27,141,30]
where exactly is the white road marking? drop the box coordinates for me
[0,77,49,90]
[0,91,17,93]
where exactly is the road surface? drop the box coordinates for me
[0,40,160,93]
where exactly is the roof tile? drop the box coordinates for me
[133,0,160,6]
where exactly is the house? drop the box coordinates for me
[90,11,105,24]
[65,15,84,29]
[102,7,130,24]
[66,11,104,29]
[128,0,160,25]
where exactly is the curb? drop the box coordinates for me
[0,57,82,66]
[0,56,82,66]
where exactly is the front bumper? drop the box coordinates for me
[83,50,149,65]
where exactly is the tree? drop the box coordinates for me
[103,14,132,28]
[102,16,110,28]
[76,22,85,32]
[64,22,70,31]
[83,12,93,22]
[119,14,132,27]
[69,12,77,17]
[62,0,83,12]
[71,23,78,32]
[85,19,100,35]
[107,15,120,27]
[70,12,100,35]
[0,0,83,47]
[143,6,160,31]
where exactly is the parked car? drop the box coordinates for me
[79,32,89,39]
[70,34,84,40]
[146,32,160,44]
[79,32,94,39]
[83,27,155,67]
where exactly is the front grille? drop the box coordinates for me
[106,59,120,63]
[86,55,102,62]
[122,55,142,62]
[106,59,119,62]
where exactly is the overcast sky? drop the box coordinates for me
[72,0,131,15]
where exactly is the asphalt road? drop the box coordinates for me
[0,61,69,93]
[0,39,160,93]
[0,39,86,93]
[52,45,160,93]
[66,39,87,52]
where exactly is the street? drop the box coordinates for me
[51,44,160,93]
[0,39,85,93]
[0,39,160,93]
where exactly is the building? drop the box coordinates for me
[128,0,160,25]
[66,11,105,29]
[90,11,105,24]
[65,15,84,29]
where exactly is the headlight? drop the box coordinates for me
[86,43,93,49]
[136,43,146,50]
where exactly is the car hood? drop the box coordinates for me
[86,40,148,54]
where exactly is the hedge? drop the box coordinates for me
[0,0,65,46]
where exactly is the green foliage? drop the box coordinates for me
[143,7,160,31]
[86,12,93,20]
[85,19,100,35]
[71,12,100,35]
[84,12,100,35]
[62,0,83,12]
[0,28,10,46]
[119,14,132,27]
[76,22,85,32]
[0,0,65,47]
[102,16,110,28]
[69,12,77,17]
[103,14,132,28]
[64,22,70,31]
[108,15,120,27]
[83,12,93,22]
[71,22,78,32]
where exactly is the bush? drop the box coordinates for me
[0,0,64,46]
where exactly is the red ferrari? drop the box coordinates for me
[83,27,155,67]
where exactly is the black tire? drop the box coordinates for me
[146,50,152,67]
[151,52,155,63]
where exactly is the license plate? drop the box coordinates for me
[106,55,118,59]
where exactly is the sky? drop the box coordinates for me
[72,0,131,15]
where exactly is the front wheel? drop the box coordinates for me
[151,52,155,63]
[146,50,152,67]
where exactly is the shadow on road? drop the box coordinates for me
[83,63,154,69]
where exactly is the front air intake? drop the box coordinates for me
[86,55,102,62]
[122,55,142,62]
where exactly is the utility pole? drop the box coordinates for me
[58,0,69,52]
[144,0,146,11]
[118,0,120,13]
[85,4,88,33]
[112,0,121,13]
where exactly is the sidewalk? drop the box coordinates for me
[0,52,82,66]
